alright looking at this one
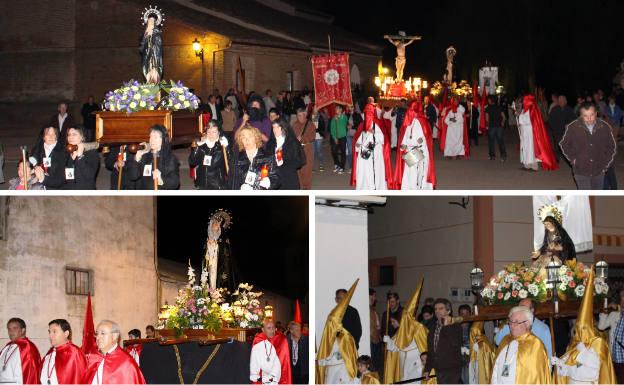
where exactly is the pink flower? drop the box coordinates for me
[524,282,530,287]
[569,281,576,288]
[566,271,572,277]
[512,290,518,298]
[497,292,504,299]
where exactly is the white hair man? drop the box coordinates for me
[491,306,551,384]
[83,320,145,384]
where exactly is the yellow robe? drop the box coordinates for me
[361,371,381,384]
[554,336,617,384]
[469,323,496,384]
[496,332,552,384]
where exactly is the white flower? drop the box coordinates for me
[184,101,191,108]
[133,93,141,100]
[139,101,147,108]
[240,321,248,328]
[575,285,585,297]
[528,284,539,296]
[504,292,511,301]
[512,281,522,291]
[252,314,259,321]
[559,283,567,291]
[174,104,181,110]
[131,86,139,91]
[558,266,568,275]
[519,289,528,299]
[178,95,186,101]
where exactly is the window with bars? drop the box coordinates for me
[65,267,93,296]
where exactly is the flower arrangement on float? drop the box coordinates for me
[481,260,608,306]
[159,263,265,335]
[103,79,200,113]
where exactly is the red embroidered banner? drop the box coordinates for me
[311,53,353,109]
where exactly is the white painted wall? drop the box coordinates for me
[368,197,475,314]
[315,205,371,356]
[0,197,158,354]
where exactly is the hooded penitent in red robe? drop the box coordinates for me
[83,346,146,384]
[41,342,87,384]
[350,103,393,188]
[252,332,292,385]
[394,101,437,189]
[7,338,42,384]
[523,95,558,171]
[439,98,470,158]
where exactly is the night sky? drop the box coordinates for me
[315,0,624,99]
[156,196,309,300]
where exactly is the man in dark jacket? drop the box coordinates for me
[50,102,75,146]
[424,298,462,384]
[560,102,617,189]
[335,288,362,348]
[286,321,308,384]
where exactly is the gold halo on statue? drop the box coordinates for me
[142,5,165,26]
[209,209,232,230]
[538,204,563,225]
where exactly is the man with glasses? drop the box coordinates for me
[495,298,552,362]
[83,320,145,384]
[492,306,551,384]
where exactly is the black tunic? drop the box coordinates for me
[229,148,280,190]
[104,146,137,190]
[29,143,68,190]
[62,150,100,190]
[127,151,180,190]
[265,129,303,190]
[188,141,230,190]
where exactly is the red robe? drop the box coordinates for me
[350,119,394,189]
[394,108,437,189]
[124,344,142,364]
[9,338,41,384]
[524,98,558,171]
[42,342,87,384]
[439,106,470,158]
[83,346,145,384]
[252,332,292,385]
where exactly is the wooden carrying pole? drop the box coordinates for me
[116,145,125,191]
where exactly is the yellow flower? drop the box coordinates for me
[184,101,190,108]
[134,94,141,100]
[174,104,181,110]
[178,95,186,102]
[129,102,137,109]
[139,101,147,108]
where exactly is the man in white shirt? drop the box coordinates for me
[0,318,41,385]
[598,288,624,353]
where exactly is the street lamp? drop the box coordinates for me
[192,38,204,62]
[596,258,609,308]
[470,266,484,315]
[546,256,561,314]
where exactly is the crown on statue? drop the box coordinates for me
[209,209,232,230]
[538,204,563,225]
[141,5,165,26]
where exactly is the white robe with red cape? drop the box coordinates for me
[350,121,393,190]
[394,110,436,190]
[251,332,291,385]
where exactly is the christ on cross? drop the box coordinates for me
[384,31,421,82]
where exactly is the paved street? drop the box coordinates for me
[2,128,624,190]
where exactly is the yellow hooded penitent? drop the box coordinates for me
[316,279,360,384]
[384,278,429,384]
[556,267,617,384]
[469,321,496,384]
[497,332,552,384]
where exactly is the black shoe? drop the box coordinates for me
[489,156,496,161]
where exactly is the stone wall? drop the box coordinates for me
[0,196,157,353]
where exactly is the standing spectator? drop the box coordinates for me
[369,288,383,377]
[287,321,308,384]
[292,108,315,189]
[293,92,306,112]
[381,292,403,338]
[548,93,559,114]
[606,95,623,140]
[418,305,436,331]
[263,89,276,114]
[574,96,585,116]
[598,288,624,383]
[335,288,362,349]
[224,88,240,116]
[458,304,472,384]
[329,104,348,174]
[424,96,437,132]
[485,96,507,161]
[212,88,223,107]
[594,91,609,118]
[548,95,577,162]
[81,96,100,142]
[221,100,237,142]
[207,95,223,126]
[313,108,326,172]
[50,102,75,145]
[393,99,408,149]
[469,101,480,146]
[423,298,462,384]
[560,102,617,189]
[275,91,286,115]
